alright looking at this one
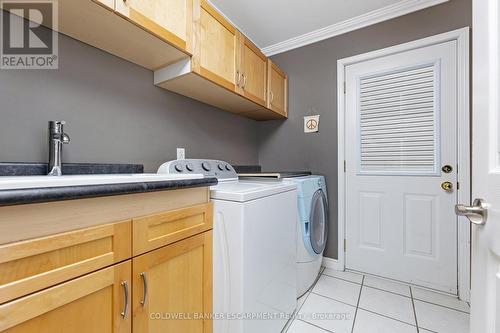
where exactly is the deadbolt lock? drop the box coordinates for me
[442,165,453,173]
[441,181,453,192]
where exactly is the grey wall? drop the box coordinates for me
[0,32,259,172]
[258,0,472,259]
[0,2,472,258]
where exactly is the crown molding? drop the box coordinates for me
[261,0,449,56]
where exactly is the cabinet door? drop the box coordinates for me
[267,60,288,116]
[132,231,212,333]
[116,0,193,52]
[0,261,132,333]
[198,0,238,91]
[239,37,268,106]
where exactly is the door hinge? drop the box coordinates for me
[457,182,460,190]
[344,239,347,252]
[343,81,346,94]
[344,160,346,172]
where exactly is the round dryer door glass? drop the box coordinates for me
[309,189,328,254]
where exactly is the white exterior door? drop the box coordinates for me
[345,41,459,293]
[466,0,500,331]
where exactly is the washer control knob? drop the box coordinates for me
[186,163,194,172]
[225,164,231,171]
[174,164,183,172]
[202,162,211,171]
[218,163,224,171]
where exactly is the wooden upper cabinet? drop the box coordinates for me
[132,231,212,333]
[94,0,114,10]
[115,0,193,52]
[0,261,132,333]
[238,37,268,106]
[198,0,238,91]
[267,60,288,116]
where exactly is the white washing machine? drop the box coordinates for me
[283,175,329,297]
[158,159,297,333]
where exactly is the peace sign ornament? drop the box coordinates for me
[304,115,320,133]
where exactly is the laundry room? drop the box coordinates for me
[0,0,495,332]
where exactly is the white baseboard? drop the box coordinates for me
[322,257,344,271]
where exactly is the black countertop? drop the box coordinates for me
[0,162,217,206]
[0,177,218,207]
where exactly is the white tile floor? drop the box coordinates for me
[284,268,470,333]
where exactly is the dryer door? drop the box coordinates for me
[309,189,328,254]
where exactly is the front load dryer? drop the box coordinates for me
[284,175,329,297]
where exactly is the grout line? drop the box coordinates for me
[297,292,311,313]
[354,283,470,315]
[356,307,418,328]
[350,275,365,333]
[282,292,311,333]
[362,284,412,298]
[410,286,420,332]
[283,267,327,333]
[297,319,334,333]
[350,269,460,300]
[310,291,359,308]
[412,298,470,314]
[321,274,363,286]
[322,272,363,285]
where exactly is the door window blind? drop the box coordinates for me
[358,63,439,175]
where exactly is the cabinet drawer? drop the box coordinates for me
[0,261,131,333]
[0,221,131,304]
[133,203,213,255]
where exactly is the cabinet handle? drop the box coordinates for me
[236,70,241,87]
[140,272,148,306]
[270,91,274,103]
[120,281,129,318]
[241,74,247,89]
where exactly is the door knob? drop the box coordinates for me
[441,181,453,192]
[455,198,488,225]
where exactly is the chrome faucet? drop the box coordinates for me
[48,121,70,176]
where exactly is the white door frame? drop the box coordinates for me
[336,27,471,301]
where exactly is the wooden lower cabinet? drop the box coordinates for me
[132,231,213,333]
[0,261,132,333]
[0,194,213,333]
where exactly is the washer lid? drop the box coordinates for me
[210,180,296,202]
